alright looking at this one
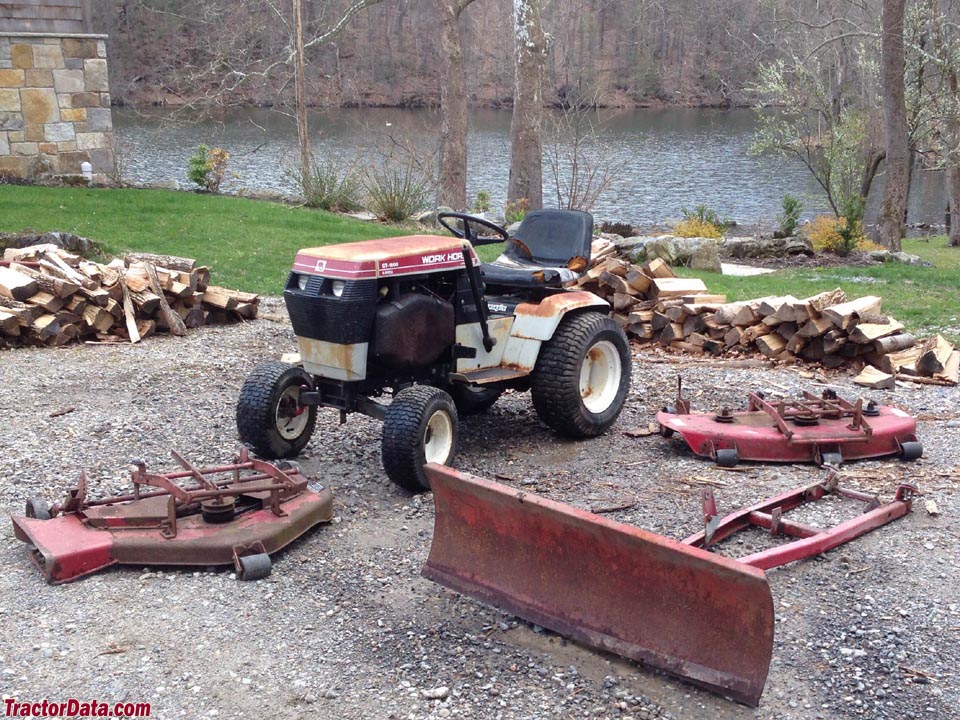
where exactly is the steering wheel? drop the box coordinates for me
[437,212,510,246]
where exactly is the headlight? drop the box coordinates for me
[331,280,345,298]
[297,274,309,291]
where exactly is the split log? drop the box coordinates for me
[933,349,960,384]
[642,258,676,278]
[650,277,708,299]
[758,295,798,318]
[756,334,787,357]
[613,292,639,312]
[624,270,651,294]
[849,320,904,344]
[682,313,707,337]
[660,322,685,344]
[82,304,114,333]
[798,315,833,338]
[681,294,726,304]
[125,252,196,273]
[30,314,60,340]
[200,286,241,311]
[822,296,882,329]
[852,365,896,390]
[740,324,772,345]
[27,291,65,313]
[916,334,955,376]
[143,262,187,337]
[723,326,743,348]
[0,266,39,301]
[600,271,634,296]
[790,288,847,320]
[0,310,19,335]
[131,290,162,315]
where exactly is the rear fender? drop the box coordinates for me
[509,291,609,341]
[498,291,608,373]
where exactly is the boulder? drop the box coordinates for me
[0,230,100,256]
[720,236,813,259]
[618,234,721,271]
[867,249,930,266]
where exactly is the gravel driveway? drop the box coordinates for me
[1,303,957,720]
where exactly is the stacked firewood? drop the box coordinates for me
[581,239,958,386]
[0,246,259,348]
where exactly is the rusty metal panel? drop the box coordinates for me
[422,464,775,706]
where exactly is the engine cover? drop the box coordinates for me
[372,293,455,367]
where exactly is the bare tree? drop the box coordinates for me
[508,0,548,210]
[435,0,478,211]
[877,0,910,250]
[544,98,623,211]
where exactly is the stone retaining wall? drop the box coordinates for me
[0,33,115,183]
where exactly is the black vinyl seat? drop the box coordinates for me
[481,209,594,289]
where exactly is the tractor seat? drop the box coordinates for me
[481,209,593,289]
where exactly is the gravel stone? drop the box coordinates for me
[0,302,957,719]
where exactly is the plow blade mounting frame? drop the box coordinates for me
[422,464,774,706]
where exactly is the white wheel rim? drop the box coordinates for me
[276,385,309,440]
[579,340,622,414]
[423,410,454,464]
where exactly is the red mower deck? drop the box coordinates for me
[12,449,334,583]
[656,384,921,467]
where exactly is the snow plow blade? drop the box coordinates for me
[422,464,775,706]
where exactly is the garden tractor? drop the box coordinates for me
[236,210,631,491]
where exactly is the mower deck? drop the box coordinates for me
[657,388,921,466]
[12,449,333,583]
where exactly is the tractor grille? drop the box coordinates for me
[284,273,377,345]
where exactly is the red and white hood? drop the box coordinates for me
[293,235,480,280]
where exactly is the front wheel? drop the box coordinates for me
[382,385,459,492]
[531,311,631,438]
[448,383,503,415]
[237,361,317,459]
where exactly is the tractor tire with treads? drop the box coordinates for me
[237,361,317,459]
[382,385,459,492]
[448,383,503,415]
[531,311,631,438]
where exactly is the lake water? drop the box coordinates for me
[113,107,947,228]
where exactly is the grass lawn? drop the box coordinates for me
[2,185,956,341]
[0,185,414,294]
[679,237,960,343]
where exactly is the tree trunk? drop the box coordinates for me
[293,0,312,196]
[876,0,909,251]
[508,0,547,211]
[948,69,960,247]
[435,0,474,211]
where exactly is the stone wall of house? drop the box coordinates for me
[0,33,115,183]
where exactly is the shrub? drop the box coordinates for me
[504,198,529,224]
[675,204,728,238]
[472,190,491,214]
[364,163,430,222]
[778,194,803,237]
[805,213,869,256]
[673,218,725,238]
[187,144,231,193]
[298,160,363,212]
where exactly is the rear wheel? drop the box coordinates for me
[531,311,631,437]
[237,362,317,459]
[382,385,459,492]
[448,383,502,415]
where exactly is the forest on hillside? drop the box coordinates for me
[91,0,868,109]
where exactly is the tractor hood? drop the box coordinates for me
[293,235,481,280]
